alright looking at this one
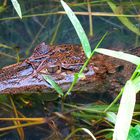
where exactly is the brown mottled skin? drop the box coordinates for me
[0,42,140,100]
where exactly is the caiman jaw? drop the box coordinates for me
[0,61,95,94]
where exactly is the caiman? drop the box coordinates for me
[0,42,140,100]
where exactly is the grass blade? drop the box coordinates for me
[43,75,64,97]
[9,96,25,140]
[95,48,140,65]
[113,80,136,140]
[65,32,108,98]
[106,112,116,124]
[132,75,140,93]
[107,1,140,35]
[61,0,91,58]
[64,127,96,140]
[11,0,22,19]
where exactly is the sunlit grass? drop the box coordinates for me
[60,1,140,140]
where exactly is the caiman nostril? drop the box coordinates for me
[115,65,124,72]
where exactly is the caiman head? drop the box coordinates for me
[0,42,138,99]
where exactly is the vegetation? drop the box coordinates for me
[0,0,140,140]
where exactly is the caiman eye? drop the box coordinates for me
[47,65,60,73]
[83,67,89,73]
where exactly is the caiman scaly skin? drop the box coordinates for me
[0,42,140,99]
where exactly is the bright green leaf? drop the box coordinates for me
[78,73,85,78]
[106,112,116,124]
[113,80,136,140]
[132,76,140,93]
[43,75,64,97]
[11,0,22,19]
[65,32,108,98]
[128,125,140,140]
[61,0,91,58]
[95,48,140,65]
